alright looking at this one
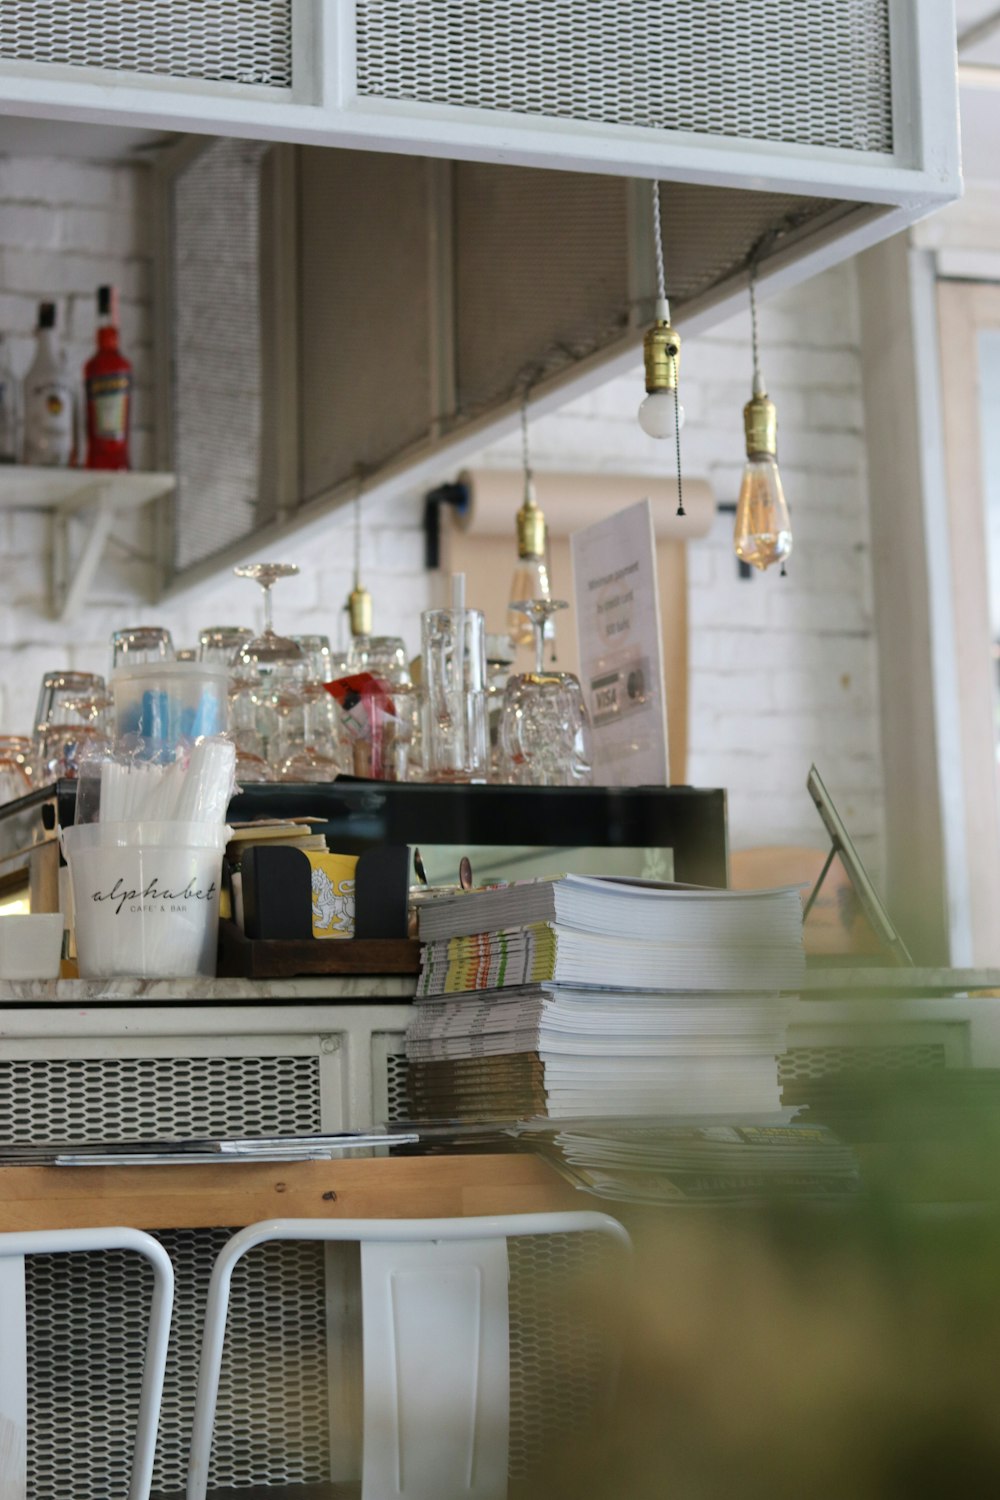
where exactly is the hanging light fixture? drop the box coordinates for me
[638,179,686,517]
[733,265,792,573]
[506,387,552,648]
[347,471,373,637]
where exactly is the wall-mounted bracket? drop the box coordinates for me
[0,468,175,622]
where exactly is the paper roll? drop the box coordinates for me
[454,469,715,541]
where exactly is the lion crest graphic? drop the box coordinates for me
[311,867,355,937]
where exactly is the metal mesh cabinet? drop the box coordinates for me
[0,1001,409,1500]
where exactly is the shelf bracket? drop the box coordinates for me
[52,486,117,622]
[18,468,180,623]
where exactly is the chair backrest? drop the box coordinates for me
[0,1227,174,1500]
[188,1212,630,1500]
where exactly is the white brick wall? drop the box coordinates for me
[0,154,884,873]
[474,258,883,868]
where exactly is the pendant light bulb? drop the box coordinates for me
[734,269,792,572]
[507,480,551,648]
[638,388,685,438]
[733,394,792,573]
[348,470,373,636]
[638,299,684,439]
[508,394,552,648]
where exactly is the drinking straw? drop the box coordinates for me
[170,737,235,823]
[451,571,466,697]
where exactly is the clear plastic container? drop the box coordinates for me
[112,662,229,750]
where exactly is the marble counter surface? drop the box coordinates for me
[0,974,416,1004]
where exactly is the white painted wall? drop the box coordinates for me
[0,154,883,871]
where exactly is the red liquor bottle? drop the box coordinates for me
[84,284,132,470]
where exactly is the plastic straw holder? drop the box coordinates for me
[112,662,228,751]
[62,821,229,979]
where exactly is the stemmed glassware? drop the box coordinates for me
[231,565,304,771]
[232,564,303,667]
[275,635,347,782]
[498,600,593,786]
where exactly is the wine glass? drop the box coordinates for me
[232,563,303,666]
[276,635,349,781]
[498,600,593,786]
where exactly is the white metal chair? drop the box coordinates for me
[0,1226,174,1500]
[186,1211,631,1500]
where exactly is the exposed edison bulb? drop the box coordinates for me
[507,553,551,646]
[508,483,551,647]
[733,453,793,572]
[637,388,686,438]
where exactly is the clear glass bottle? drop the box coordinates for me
[23,303,75,467]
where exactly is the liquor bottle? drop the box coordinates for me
[0,334,19,463]
[84,284,132,470]
[23,303,75,468]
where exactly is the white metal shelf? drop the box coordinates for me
[0,466,175,622]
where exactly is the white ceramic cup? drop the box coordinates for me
[0,913,63,980]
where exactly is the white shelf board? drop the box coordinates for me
[0,466,174,513]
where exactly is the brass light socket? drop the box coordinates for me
[348,584,373,638]
[744,393,778,459]
[643,319,681,393]
[516,493,547,559]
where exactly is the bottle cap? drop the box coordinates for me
[38,303,56,330]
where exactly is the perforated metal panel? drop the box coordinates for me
[454,164,630,416]
[298,147,432,502]
[355,0,894,154]
[171,138,269,574]
[779,1041,947,1086]
[0,1053,320,1141]
[381,1043,410,1123]
[506,1232,616,1483]
[0,0,293,87]
[7,1050,327,1500]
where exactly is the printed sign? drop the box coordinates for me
[570,498,669,786]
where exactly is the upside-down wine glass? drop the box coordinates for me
[232,563,304,667]
[498,599,593,786]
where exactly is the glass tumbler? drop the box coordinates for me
[32,670,111,781]
[111,626,176,671]
[350,635,411,687]
[420,607,488,783]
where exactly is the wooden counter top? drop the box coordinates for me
[0,1152,580,1231]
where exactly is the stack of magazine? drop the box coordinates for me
[528,1119,861,1205]
[406,875,807,1123]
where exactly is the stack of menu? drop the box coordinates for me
[406,876,806,1122]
